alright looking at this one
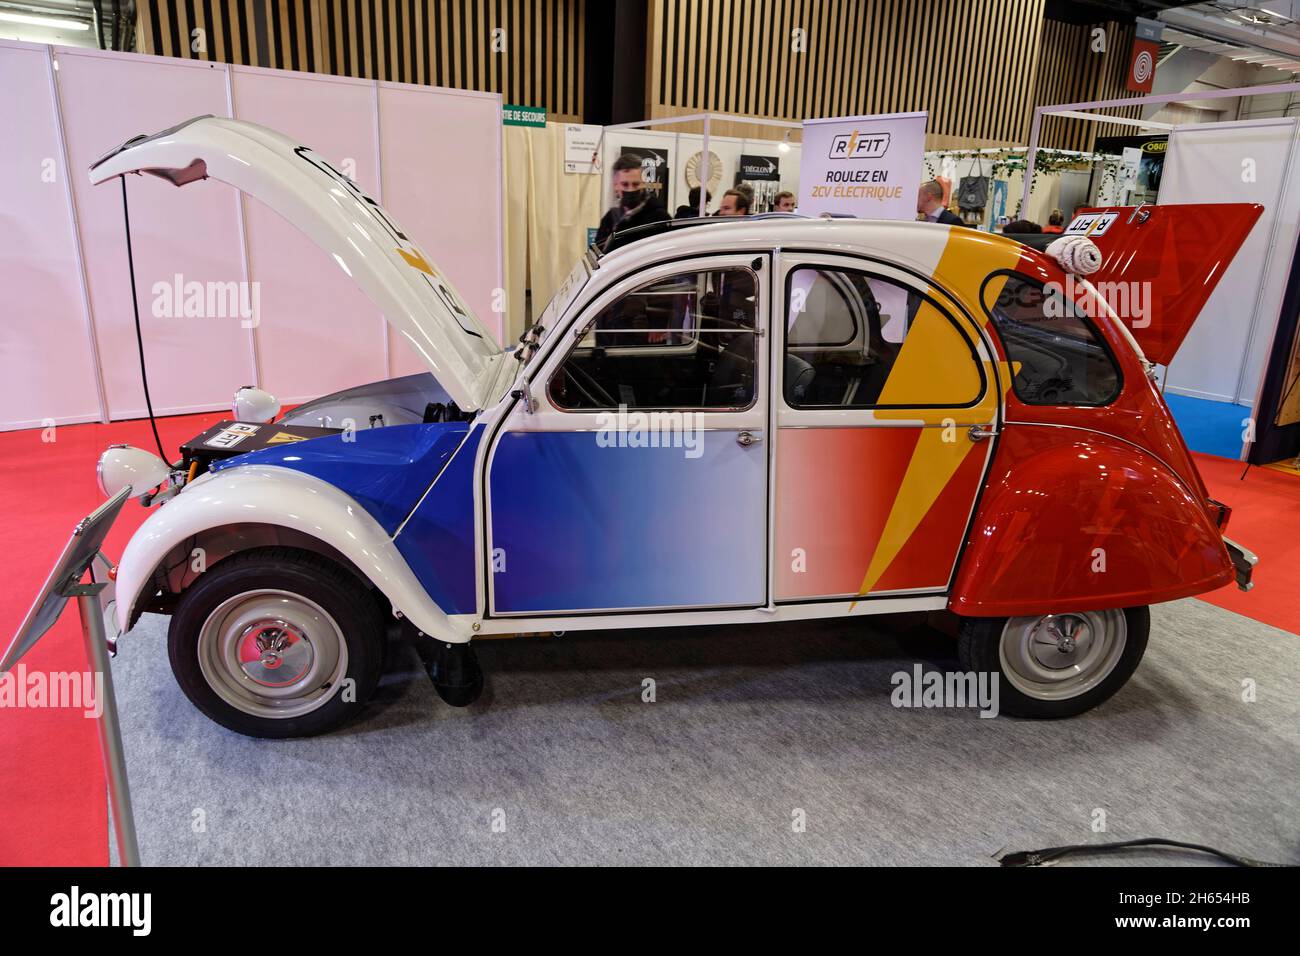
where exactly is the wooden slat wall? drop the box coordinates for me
[1032,19,1142,151]
[136,0,585,120]
[648,0,1144,150]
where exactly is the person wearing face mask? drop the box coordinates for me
[594,153,670,249]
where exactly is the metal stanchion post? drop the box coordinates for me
[72,583,141,867]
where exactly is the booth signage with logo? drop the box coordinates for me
[798,111,927,219]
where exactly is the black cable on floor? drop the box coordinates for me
[121,175,170,464]
[1000,837,1292,868]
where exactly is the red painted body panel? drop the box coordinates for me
[949,234,1243,616]
[1070,203,1263,365]
[949,425,1233,617]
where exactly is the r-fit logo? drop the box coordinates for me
[828,130,890,159]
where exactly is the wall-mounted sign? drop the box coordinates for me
[564,123,602,173]
[798,111,927,219]
[1127,17,1162,93]
[738,155,780,182]
[503,104,546,127]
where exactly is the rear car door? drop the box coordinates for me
[772,253,1000,603]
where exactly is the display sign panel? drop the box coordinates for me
[564,123,602,174]
[798,111,927,219]
[738,154,780,181]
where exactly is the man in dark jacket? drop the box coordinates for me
[595,153,670,249]
[917,180,964,226]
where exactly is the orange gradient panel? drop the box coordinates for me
[775,427,918,600]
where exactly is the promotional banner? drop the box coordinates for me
[798,111,927,219]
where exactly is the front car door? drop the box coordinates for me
[486,253,770,616]
[772,252,1001,604]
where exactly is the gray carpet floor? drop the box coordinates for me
[107,598,1299,866]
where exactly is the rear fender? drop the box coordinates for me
[950,425,1233,616]
[114,465,468,642]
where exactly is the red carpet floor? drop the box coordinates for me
[0,418,1294,866]
[0,411,223,866]
[1191,452,1300,635]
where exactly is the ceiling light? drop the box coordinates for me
[0,11,90,30]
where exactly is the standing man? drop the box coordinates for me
[917,180,963,225]
[774,191,796,212]
[717,189,751,216]
[595,154,670,248]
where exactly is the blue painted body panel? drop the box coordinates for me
[394,426,484,614]
[212,422,469,535]
[489,430,766,613]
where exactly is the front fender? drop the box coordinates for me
[115,464,469,642]
[949,425,1233,616]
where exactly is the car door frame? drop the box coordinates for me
[479,250,775,620]
[769,247,1005,603]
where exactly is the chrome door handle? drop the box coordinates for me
[968,425,998,442]
[736,430,764,447]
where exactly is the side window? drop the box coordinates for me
[784,266,983,409]
[548,267,757,410]
[982,272,1121,406]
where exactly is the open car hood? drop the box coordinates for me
[89,116,503,411]
[1066,203,1264,366]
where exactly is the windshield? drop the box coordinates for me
[519,258,590,367]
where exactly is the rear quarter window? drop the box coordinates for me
[981,271,1122,406]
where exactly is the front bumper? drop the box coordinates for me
[1223,536,1257,592]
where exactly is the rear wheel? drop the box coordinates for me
[957,607,1149,718]
[168,548,384,738]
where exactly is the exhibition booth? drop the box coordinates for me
[1,3,1298,882]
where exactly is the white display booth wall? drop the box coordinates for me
[600,128,802,217]
[1157,118,1300,408]
[0,40,504,431]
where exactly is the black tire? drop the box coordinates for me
[168,547,384,738]
[957,606,1149,718]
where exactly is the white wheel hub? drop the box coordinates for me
[998,610,1127,701]
[197,589,348,719]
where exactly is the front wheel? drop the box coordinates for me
[957,607,1149,718]
[168,548,384,738]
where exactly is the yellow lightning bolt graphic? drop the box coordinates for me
[849,232,1023,605]
[397,247,439,277]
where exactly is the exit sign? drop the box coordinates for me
[503,104,546,127]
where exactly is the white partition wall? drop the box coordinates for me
[229,67,388,402]
[58,49,253,420]
[0,40,504,430]
[1158,118,1300,407]
[0,44,104,430]
[378,81,506,374]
